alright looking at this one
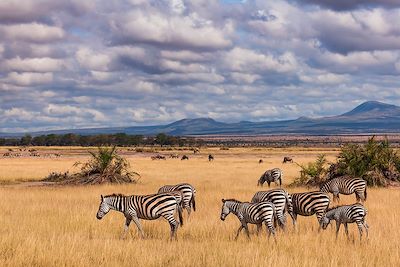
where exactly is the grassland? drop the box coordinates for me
[0,147,399,266]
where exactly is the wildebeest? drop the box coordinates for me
[151,154,166,160]
[283,157,293,163]
[181,155,189,160]
[259,159,264,164]
[169,153,179,159]
[208,154,214,161]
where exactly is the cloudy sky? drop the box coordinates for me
[1,0,400,132]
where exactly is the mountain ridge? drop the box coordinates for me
[2,101,400,137]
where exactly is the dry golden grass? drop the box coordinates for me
[0,147,399,266]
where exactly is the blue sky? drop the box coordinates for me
[0,0,400,132]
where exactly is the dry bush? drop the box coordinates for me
[43,147,140,185]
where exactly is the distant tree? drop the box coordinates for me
[20,134,32,146]
[155,133,168,146]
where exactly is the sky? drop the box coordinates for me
[1,0,400,132]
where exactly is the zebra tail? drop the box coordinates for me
[364,187,367,201]
[191,193,196,212]
[177,203,184,226]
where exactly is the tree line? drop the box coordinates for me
[0,133,203,147]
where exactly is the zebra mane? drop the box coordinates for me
[104,193,125,198]
[325,206,338,212]
[223,198,243,203]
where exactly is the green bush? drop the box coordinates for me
[334,137,400,186]
[291,154,329,187]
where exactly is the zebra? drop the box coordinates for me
[291,191,331,228]
[251,188,294,230]
[320,177,367,203]
[220,199,276,240]
[283,156,293,163]
[158,183,196,217]
[321,203,369,241]
[96,193,183,240]
[257,168,282,187]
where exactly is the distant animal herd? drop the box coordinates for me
[97,157,369,242]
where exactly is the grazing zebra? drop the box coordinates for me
[220,199,276,240]
[320,177,367,203]
[96,193,183,240]
[208,154,214,161]
[321,203,369,241]
[258,168,282,187]
[158,183,196,217]
[283,156,293,163]
[291,191,330,228]
[251,189,294,230]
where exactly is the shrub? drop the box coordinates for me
[332,137,400,186]
[291,154,329,187]
[43,146,140,185]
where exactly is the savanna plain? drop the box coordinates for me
[0,146,399,267]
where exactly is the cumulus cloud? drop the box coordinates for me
[294,0,400,11]
[0,23,65,43]
[1,0,400,132]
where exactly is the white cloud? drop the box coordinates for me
[3,57,64,72]
[0,23,65,43]
[7,72,53,86]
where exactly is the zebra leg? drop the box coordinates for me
[292,213,297,230]
[267,181,271,187]
[169,221,179,241]
[333,192,340,203]
[277,211,286,231]
[344,223,349,240]
[131,216,145,239]
[357,222,364,241]
[235,225,243,240]
[265,220,276,242]
[243,223,251,240]
[162,214,179,241]
[122,217,132,239]
[256,224,262,235]
[335,221,341,240]
[364,221,369,238]
[186,204,191,218]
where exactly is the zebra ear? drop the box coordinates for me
[222,199,225,203]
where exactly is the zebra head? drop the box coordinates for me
[257,174,265,186]
[220,199,230,221]
[96,195,111,220]
[320,214,330,229]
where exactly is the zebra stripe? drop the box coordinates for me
[158,183,196,216]
[251,188,294,230]
[321,203,369,241]
[96,193,183,240]
[220,199,276,240]
[320,177,367,203]
[258,168,282,187]
[291,191,330,228]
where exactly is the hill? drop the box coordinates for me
[2,101,400,136]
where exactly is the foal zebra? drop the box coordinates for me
[321,203,369,241]
[291,191,330,228]
[257,168,282,187]
[251,189,294,230]
[320,177,367,203]
[96,193,183,240]
[220,199,276,240]
[158,183,196,217]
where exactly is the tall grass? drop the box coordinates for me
[0,147,398,266]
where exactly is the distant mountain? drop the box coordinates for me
[2,101,400,137]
